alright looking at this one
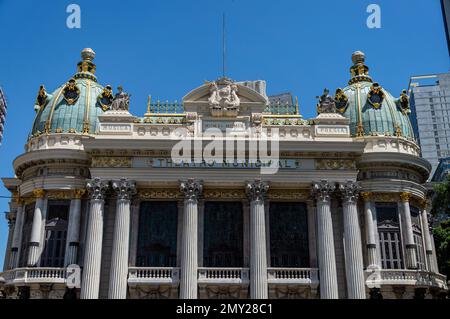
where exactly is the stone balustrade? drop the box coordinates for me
[197,268,250,284]
[365,269,448,289]
[127,267,180,286]
[267,268,319,286]
[1,267,68,285]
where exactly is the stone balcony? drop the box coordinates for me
[198,267,249,299]
[1,267,69,286]
[365,269,448,290]
[267,268,320,299]
[127,267,180,299]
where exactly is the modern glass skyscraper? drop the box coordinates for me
[409,73,450,177]
[0,87,6,145]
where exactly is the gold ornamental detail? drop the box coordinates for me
[33,189,46,199]
[399,192,410,202]
[360,192,372,201]
[74,189,86,199]
[371,193,398,202]
[204,189,246,200]
[316,159,356,170]
[92,157,132,168]
[138,189,181,200]
[268,189,310,200]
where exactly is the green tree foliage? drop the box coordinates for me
[431,176,450,276]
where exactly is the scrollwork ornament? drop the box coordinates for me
[367,82,385,109]
[311,180,335,202]
[338,181,361,203]
[334,88,349,113]
[86,177,109,200]
[112,178,137,200]
[62,78,81,105]
[179,179,203,201]
[97,85,114,111]
[245,180,269,202]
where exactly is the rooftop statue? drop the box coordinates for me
[316,88,336,114]
[207,78,240,117]
[111,85,130,111]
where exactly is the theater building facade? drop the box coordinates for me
[0,49,447,299]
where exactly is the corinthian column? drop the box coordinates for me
[361,192,380,268]
[27,189,47,267]
[80,178,109,299]
[419,199,434,272]
[179,179,203,299]
[312,181,338,299]
[399,192,417,269]
[108,179,137,299]
[339,182,366,299]
[246,180,269,299]
[65,189,85,266]
[9,198,25,269]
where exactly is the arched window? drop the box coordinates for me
[376,203,404,269]
[41,200,69,267]
[136,201,178,267]
[203,201,243,267]
[269,202,309,267]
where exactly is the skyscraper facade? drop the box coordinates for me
[409,73,450,177]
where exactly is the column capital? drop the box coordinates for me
[338,181,361,203]
[399,192,411,202]
[86,178,109,200]
[112,178,137,200]
[33,189,46,199]
[245,180,269,202]
[360,191,372,201]
[179,179,203,201]
[312,180,335,202]
[73,189,86,199]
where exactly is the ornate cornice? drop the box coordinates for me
[86,178,109,200]
[311,180,335,202]
[33,189,46,199]
[360,191,372,201]
[245,180,269,202]
[180,179,203,201]
[112,178,137,200]
[338,181,361,203]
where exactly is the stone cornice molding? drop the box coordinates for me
[179,179,203,201]
[245,180,269,202]
[311,180,335,202]
[112,178,137,200]
[86,177,109,200]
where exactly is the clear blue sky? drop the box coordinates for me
[0,0,448,267]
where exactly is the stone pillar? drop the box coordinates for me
[246,180,269,299]
[312,181,338,299]
[80,178,109,299]
[339,182,366,299]
[9,199,25,269]
[179,179,203,299]
[4,212,15,271]
[420,200,434,272]
[64,190,85,266]
[108,178,137,299]
[361,192,380,268]
[399,192,417,269]
[27,189,46,267]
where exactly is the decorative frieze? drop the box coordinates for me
[91,157,132,168]
[32,189,46,199]
[203,189,246,200]
[316,159,356,170]
[267,189,309,200]
[138,189,182,200]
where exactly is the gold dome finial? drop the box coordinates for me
[348,50,372,85]
[81,48,95,61]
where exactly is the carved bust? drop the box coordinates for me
[207,78,240,117]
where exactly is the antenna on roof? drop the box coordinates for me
[222,12,226,78]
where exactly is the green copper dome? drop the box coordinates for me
[336,51,414,140]
[30,48,110,137]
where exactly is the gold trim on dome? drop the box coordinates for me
[45,88,64,134]
[33,189,46,199]
[83,80,92,134]
[267,189,309,200]
[138,189,182,200]
[316,159,356,170]
[204,189,246,200]
[91,156,132,168]
[355,83,364,138]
